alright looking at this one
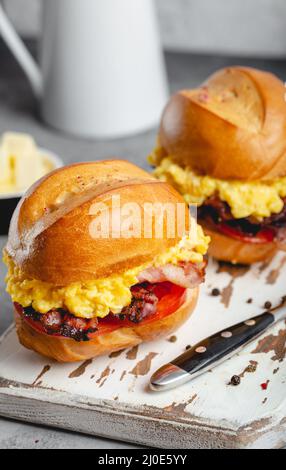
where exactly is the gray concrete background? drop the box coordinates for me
[0,39,286,447]
[2,0,286,56]
[0,416,139,449]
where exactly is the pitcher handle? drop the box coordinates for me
[0,2,42,97]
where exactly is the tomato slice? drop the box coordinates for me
[15,282,187,340]
[217,222,275,244]
[88,283,186,338]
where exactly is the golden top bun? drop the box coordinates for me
[159,67,286,181]
[15,287,198,362]
[7,160,188,285]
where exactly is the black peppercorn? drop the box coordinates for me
[211,288,221,297]
[230,375,241,386]
[264,301,272,310]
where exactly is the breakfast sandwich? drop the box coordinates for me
[4,160,209,362]
[149,67,286,264]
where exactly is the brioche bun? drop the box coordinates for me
[7,160,201,362]
[14,288,198,362]
[159,67,286,181]
[6,160,189,285]
[203,225,277,265]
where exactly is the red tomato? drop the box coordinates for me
[16,282,187,340]
[89,283,186,338]
[218,222,275,244]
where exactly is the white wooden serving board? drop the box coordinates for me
[0,255,285,449]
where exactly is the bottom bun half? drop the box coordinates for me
[204,226,277,265]
[14,288,198,363]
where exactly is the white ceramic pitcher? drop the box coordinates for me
[0,0,168,138]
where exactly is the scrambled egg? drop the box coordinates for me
[151,155,286,220]
[4,225,209,319]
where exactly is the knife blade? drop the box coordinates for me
[150,301,286,391]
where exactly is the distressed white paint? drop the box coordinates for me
[0,255,285,449]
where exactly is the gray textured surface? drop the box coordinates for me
[1,41,286,448]
[3,0,286,56]
[0,417,139,449]
[157,0,286,56]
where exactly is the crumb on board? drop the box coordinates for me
[168,335,177,343]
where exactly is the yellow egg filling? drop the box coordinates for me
[4,225,209,319]
[150,152,286,220]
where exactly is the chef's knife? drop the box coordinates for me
[150,301,286,391]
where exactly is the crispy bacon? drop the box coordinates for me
[198,195,286,242]
[120,285,158,323]
[198,196,233,223]
[40,309,62,333]
[20,306,99,342]
[137,261,206,289]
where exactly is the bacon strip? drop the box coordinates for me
[198,195,286,241]
[138,261,206,289]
